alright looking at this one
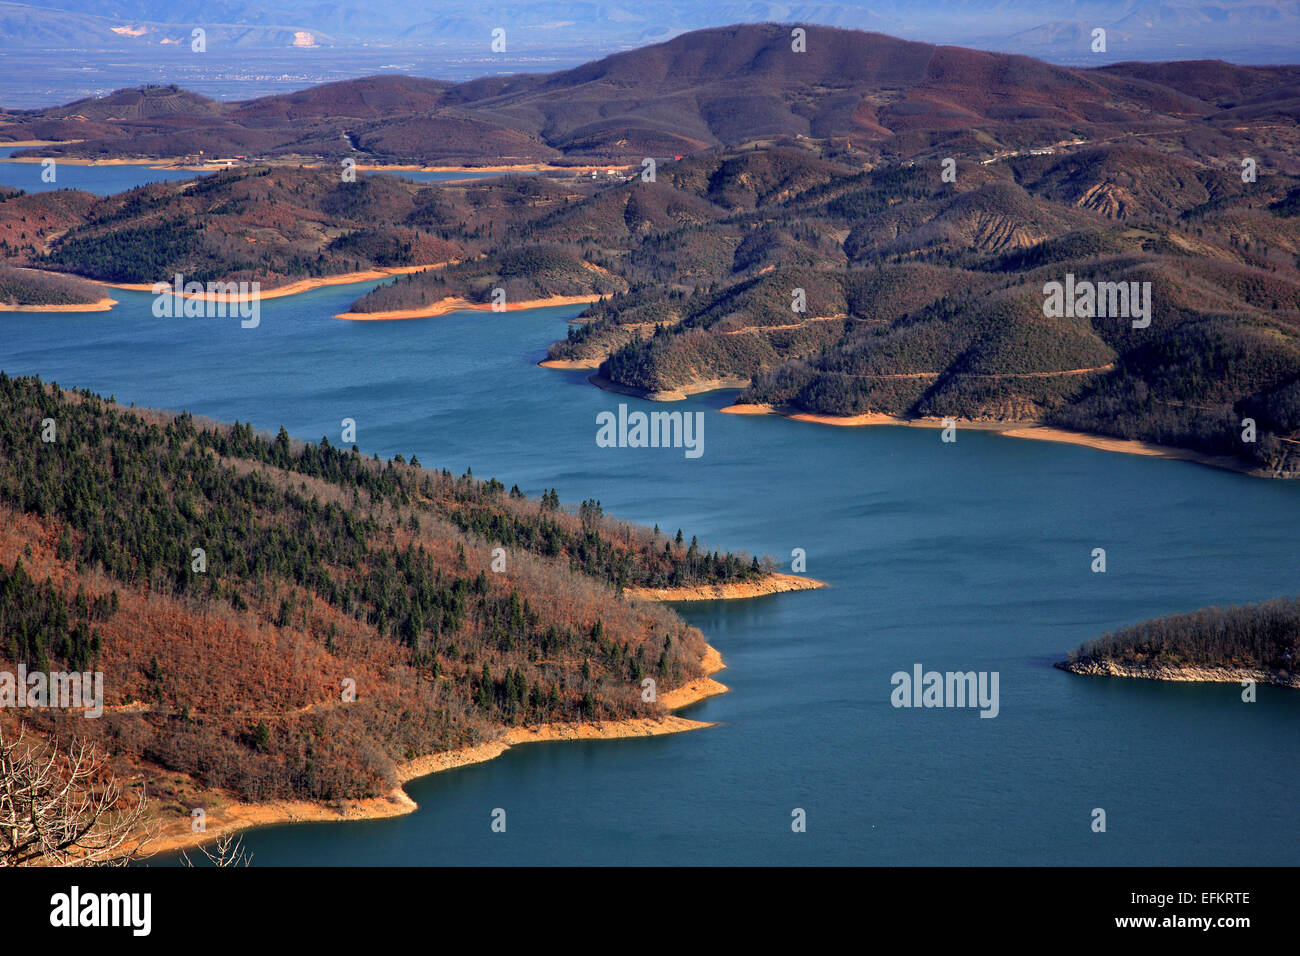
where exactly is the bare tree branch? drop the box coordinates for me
[180,832,253,868]
[0,722,148,866]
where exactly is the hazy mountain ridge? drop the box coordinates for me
[4,25,1300,168]
[3,0,1299,65]
[4,25,1300,474]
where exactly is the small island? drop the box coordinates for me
[1057,597,1300,688]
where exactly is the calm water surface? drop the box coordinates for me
[0,146,206,195]
[0,146,517,196]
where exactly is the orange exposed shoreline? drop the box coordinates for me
[1,155,179,167]
[721,402,1010,430]
[625,572,826,602]
[539,357,602,369]
[0,139,82,147]
[355,162,631,175]
[585,371,751,402]
[336,294,601,321]
[0,296,117,312]
[719,402,1262,476]
[14,267,600,318]
[135,642,728,859]
[0,148,631,177]
[98,265,440,302]
[998,425,1256,474]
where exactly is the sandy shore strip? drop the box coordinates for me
[134,642,727,859]
[0,296,117,313]
[91,265,442,302]
[721,403,1262,475]
[119,161,630,175]
[587,372,752,402]
[0,139,84,148]
[721,402,1016,430]
[625,572,826,602]
[0,143,628,175]
[0,150,627,175]
[0,147,245,170]
[0,155,195,167]
[149,161,633,175]
[539,357,602,369]
[357,162,631,175]
[998,425,1256,474]
[336,294,601,321]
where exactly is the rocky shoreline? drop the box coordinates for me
[133,643,731,859]
[1055,656,1300,688]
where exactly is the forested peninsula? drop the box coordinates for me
[0,374,803,853]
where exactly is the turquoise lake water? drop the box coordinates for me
[2,278,1298,866]
[0,146,515,196]
[0,146,206,195]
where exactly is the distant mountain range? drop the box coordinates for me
[4,24,1299,166]
[3,24,1300,476]
[2,0,1299,65]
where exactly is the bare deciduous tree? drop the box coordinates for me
[0,723,147,866]
[181,832,253,868]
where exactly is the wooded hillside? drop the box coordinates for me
[0,374,757,811]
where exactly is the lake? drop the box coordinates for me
[0,146,522,196]
[2,277,1297,865]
